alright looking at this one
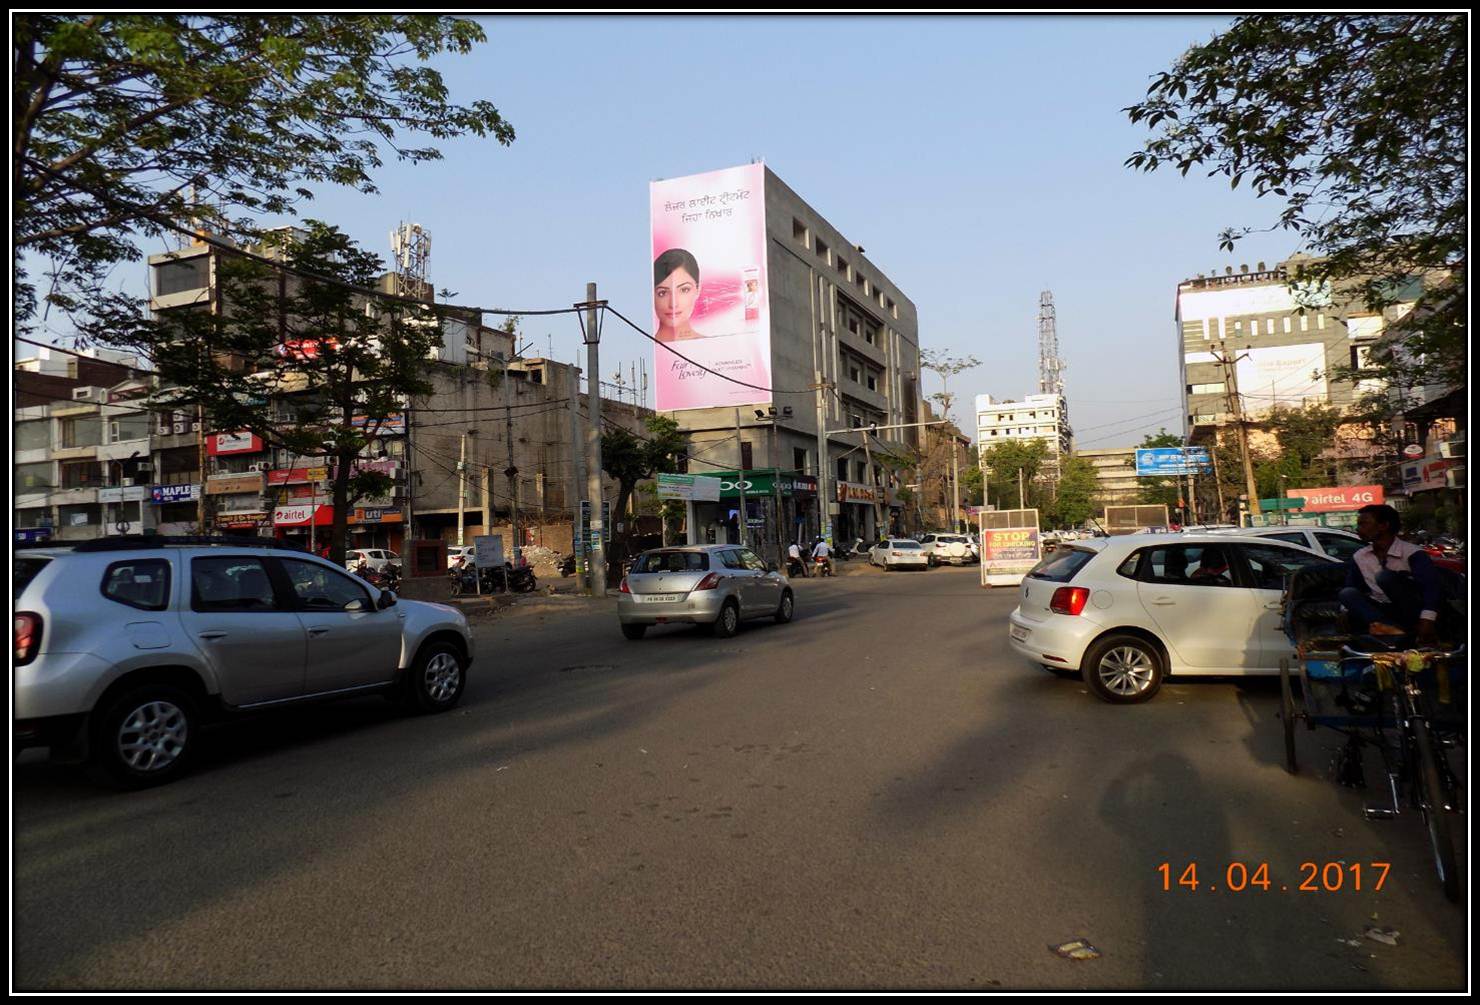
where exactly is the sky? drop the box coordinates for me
[38,15,1310,449]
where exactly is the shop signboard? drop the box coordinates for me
[351,413,407,436]
[837,482,877,504]
[216,511,268,529]
[150,483,200,504]
[206,472,264,496]
[272,503,333,527]
[99,485,149,504]
[1401,457,1454,493]
[15,527,53,544]
[267,466,329,486]
[473,535,505,570]
[206,431,264,456]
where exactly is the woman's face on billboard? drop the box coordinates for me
[655,266,699,328]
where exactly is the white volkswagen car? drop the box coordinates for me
[1007,533,1338,703]
[870,538,930,570]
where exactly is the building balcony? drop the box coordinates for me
[50,486,100,507]
[838,381,889,416]
[837,326,887,368]
[98,437,152,462]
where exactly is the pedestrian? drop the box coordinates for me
[1339,503,1441,642]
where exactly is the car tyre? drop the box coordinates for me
[400,640,466,714]
[621,623,647,640]
[711,599,741,638]
[774,590,794,624]
[1082,634,1164,704]
[88,684,198,789]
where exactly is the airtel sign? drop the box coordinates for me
[1286,485,1384,513]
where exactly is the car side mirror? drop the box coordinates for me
[377,590,398,609]
[344,598,369,613]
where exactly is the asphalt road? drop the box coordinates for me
[12,566,1468,990]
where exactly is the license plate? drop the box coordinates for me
[1010,625,1029,642]
[640,594,682,603]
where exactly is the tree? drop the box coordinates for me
[600,415,688,536]
[83,223,441,565]
[14,15,513,328]
[978,439,1051,511]
[1048,456,1100,530]
[1125,15,1465,395]
[958,465,984,508]
[920,348,982,425]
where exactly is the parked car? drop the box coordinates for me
[617,545,793,640]
[870,538,930,571]
[1007,533,1339,704]
[345,548,400,573]
[14,536,474,788]
[919,533,977,566]
[447,545,476,569]
[1209,525,1364,561]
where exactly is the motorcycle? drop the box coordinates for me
[448,562,478,597]
[812,554,834,577]
[558,553,577,577]
[786,554,809,578]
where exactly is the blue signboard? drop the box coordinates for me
[1135,447,1212,477]
[151,484,200,504]
[15,528,53,544]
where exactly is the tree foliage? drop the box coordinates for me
[1047,456,1100,530]
[601,415,688,533]
[1125,15,1465,392]
[80,223,440,564]
[978,439,1051,511]
[13,14,513,328]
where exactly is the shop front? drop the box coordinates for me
[835,481,879,546]
[685,470,818,561]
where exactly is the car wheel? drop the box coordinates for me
[711,599,741,638]
[621,623,647,640]
[1082,634,1164,704]
[401,640,466,714]
[774,590,794,624]
[88,684,198,789]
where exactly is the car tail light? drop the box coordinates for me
[15,612,42,666]
[1050,587,1091,616]
[619,577,631,594]
[694,572,721,591]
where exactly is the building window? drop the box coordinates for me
[866,373,878,392]
[815,239,829,263]
[793,447,808,470]
[837,458,849,482]
[1283,317,1292,333]
[1317,313,1326,329]
[152,256,209,297]
[1266,318,1275,334]
[837,256,848,278]
[740,442,753,470]
[1188,382,1226,396]
[793,218,808,246]
[60,416,103,448]
[17,461,52,490]
[17,420,49,452]
[888,298,897,318]
[850,365,861,383]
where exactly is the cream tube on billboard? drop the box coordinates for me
[650,164,772,411]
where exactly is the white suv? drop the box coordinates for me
[920,533,977,566]
[15,536,474,788]
[1209,525,1365,561]
[1007,533,1337,703]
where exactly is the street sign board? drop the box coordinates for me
[473,535,505,570]
[1135,447,1212,477]
[656,473,722,502]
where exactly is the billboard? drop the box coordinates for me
[1235,343,1328,412]
[206,431,264,456]
[1135,447,1212,477]
[650,164,771,411]
[1401,456,1455,493]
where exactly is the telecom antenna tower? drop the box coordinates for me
[1038,290,1065,397]
[390,222,432,300]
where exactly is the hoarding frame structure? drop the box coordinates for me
[650,163,773,412]
[978,508,1042,588]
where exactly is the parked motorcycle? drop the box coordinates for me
[448,563,478,597]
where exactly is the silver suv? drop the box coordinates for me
[14,537,475,788]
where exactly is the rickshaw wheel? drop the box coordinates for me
[1279,657,1299,774]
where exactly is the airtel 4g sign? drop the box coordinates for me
[1286,485,1384,513]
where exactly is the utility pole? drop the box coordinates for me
[582,283,606,597]
[950,435,961,531]
[503,351,520,567]
[813,370,831,545]
[862,429,881,539]
[456,431,469,547]
[568,365,588,590]
[734,407,747,547]
[1211,342,1260,524]
[1018,467,1025,511]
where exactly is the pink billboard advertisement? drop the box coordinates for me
[650,163,771,411]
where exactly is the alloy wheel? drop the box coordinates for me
[117,700,188,773]
[424,652,462,702]
[1098,646,1156,696]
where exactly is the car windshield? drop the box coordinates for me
[1027,547,1096,582]
[632,551,710,573]
[14,556,51,599]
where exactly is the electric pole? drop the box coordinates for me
[1211,342,1260,523]
[456,430,469,547]
[582,283,607,597]
[503,351,520,567]
[813,370,831,544]
[568,364,588,590]
[734,407,747,547]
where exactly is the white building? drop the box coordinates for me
[975,393,1073,470]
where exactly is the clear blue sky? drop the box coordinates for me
[50,15,1309,448]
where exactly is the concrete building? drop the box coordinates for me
[661,165,922,550]
[974,393,1073,465]
[1174,255,1424,441]
[1075,446,1141,510]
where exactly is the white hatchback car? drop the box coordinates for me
[345,548,400,573]
[1007,533,1338,703]
[870,538,930,570]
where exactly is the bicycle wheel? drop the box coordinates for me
[1279,658,1298,774]
[1412,718,1460,902]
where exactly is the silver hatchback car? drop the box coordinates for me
[616,544,795,639]
[14,536,475,788]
